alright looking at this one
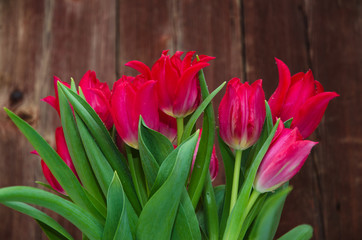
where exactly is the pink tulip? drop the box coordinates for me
[218,78,266,150]
[43,71,114,130]
[191,130,219,181]
[254,121,318,193]
[268,59,339,138]
[79,70,114,129]
[110,75,176,149]
[32,127,79,194]
[125,50,214,118]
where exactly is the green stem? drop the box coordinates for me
[203,173,219,240]
[230,150,243,213]
[236,190,261,238]
[176,117,184,145]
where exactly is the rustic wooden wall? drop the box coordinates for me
[0,0,360,239]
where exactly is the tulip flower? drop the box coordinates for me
[218,78,266,150]
[268,58,339,138]
[32,127,79,194]
[254,121,318,193]
[125,50,214,118]
[110,75,176,149]
[191,130,219,181]
[43,71,114,130]
[79,70,113,129]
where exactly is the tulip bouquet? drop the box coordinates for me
[0,51,337,240]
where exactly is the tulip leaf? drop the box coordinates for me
[58,83,106,206]
[136,131,199,240]
[202,174,219,240]
[238,193,267,239]
[4,108,105,224]
[248,186,292,240]
[284,118,293,128]
[58,84,141,214]
[102,172,133,240]
[223,119,280,240]
[181,81,225,142]
[277,224,313,240]
[171,189,201,240]
[0,186,103,240]
[217,130,235,236]
[37,220,70,240]
[75,113,114,197]
[138,117,174,190]
[2,201,73,240]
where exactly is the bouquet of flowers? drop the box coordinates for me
[0,51,338,240]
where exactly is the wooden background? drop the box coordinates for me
[0,0,360,239]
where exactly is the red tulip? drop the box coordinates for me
[43,71,114,129]
[125,50,214,118]
[111,75,176,149]
[79,70,113,129]
[268,59,339,138]
[254,121,318,193]
[218,78,266,150]
[32,127,79,194]
[191,130,219,181]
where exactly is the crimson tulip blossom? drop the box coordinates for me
[79,70,114,129]
[125,50,214,118]
[32,127,79,194]
[268,58,339,138]
[110,75,176,149]
[218,78,266,150]
[43,71,114,129]
[254,121,318,193]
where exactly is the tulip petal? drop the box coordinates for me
[125,60,152,80]
[268,58,291,120]
[41,160,64,193]
[291,92,339,138]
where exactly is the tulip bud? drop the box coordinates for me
[218,78,266,150]
[254,121,318,193]
[269,58,339,138]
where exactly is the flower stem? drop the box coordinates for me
[176,117,184,145]
[230,149,243,213]
[237,190,261,231]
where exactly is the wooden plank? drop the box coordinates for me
[0,0,116,239]
[306,0,362,239]
[241,0,325,239]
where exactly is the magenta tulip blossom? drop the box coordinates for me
[268,58,339,138]
[79,70,114,129]
[125,50,214,118]
[218,78,266,150]
[33,127,79,194]
[110,75,176,149]
[254,121,318,193]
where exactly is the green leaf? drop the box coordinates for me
[217,130,235,237]
[4,108,105,224]
[76,113,114,197]
[223,119,280,240]
[171,189,201,240]
[277,224,313,240]
[37,220,70,240]
[103,172,133,240]
[136,131,199,240]
[58,83,105,206]
[187,69,220,209]
[284,118,293,128]
[181,81,225,142]
[3,201,73,240]
[0,187,103,240]
[138,117,174,188]
[58,83,141,214]
[202,174,219,240]
[248,186,292,240]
